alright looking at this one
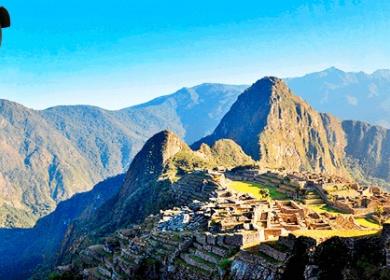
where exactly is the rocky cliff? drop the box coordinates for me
[193,77,350,177]
[343,120,390,184]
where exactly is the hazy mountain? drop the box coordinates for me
[125,83,248,143]
[286,67,390,128]
[0,84,245,227]
[193,77,350,177]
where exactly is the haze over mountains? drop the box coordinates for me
[287,67,390,128]
[0,67,390,228]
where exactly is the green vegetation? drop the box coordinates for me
[144,257,159,266]
[375,206,385,225]
[355,218,381,229]
[227,180,287,200]
[218,258,233,271]
[190,255,215,268]
[306,204,345,215]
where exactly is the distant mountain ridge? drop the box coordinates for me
[286,67,390,128]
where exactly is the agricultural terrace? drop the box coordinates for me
[227,180,288,200]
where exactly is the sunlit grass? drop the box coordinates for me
[355,218,381,229]
[227,180,288,200]
[306,204,346,215]
[293,229,379,239]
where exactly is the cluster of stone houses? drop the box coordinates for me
[226,167,390,219]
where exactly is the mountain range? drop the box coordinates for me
[0,84,246,227]
[0,68,390,228]
[1,75,389,279]
[287,67,390,128]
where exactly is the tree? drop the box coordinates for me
[375,206,384,225]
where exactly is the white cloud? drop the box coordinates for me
[346,95,358,106]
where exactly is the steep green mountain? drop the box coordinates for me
[193,77,350,177]
[286,67,390,128]
[0,84,245,228]
[0,130,252,279]
[66,131,252,238]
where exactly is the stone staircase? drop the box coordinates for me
[174,233,239,278]
[172,172,216,205]
[304,190,323,205]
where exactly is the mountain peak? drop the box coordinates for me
[193,77,349,177]
[132,130,186,169]
[120,130,187,191]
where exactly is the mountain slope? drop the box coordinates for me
[343,120,390,183]
[193,77,349,177]
[130,83,247,143]
[286,67,390,128]
[0,84,244,227]
[0,100,97,227]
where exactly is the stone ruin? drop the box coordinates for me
[61,168,389,280]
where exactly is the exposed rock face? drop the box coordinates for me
[342,120,390,182]
[194,77,349,177]
[88,131,188,232]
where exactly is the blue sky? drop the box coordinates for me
[0,0,389,109]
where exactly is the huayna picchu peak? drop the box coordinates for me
[193,77,349,178]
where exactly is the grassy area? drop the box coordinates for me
[355,218,382,229]
[227,180,288,200]
[293,229,379,239]
[306,204,346,215]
